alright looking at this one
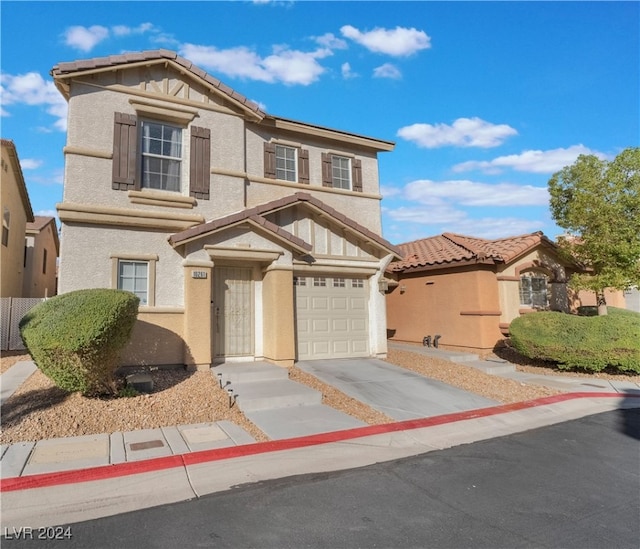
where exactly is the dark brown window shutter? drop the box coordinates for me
[264,142,276,179]
[190,126,210,200]
[352,158,363,192]
[321,152,333,188]
[112,112,137,190]
[299,148,310,184]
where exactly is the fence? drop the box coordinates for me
[0,297,45,351]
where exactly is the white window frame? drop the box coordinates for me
[519,272,549,308]
[331,155,351,190]
[275,144,297,182]
[140,120,183,192]
[111,253,158,307]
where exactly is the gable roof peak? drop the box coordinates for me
[51,49,266,120]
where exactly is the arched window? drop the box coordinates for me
[519,272,549,308]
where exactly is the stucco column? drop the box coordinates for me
[183,259,213,371]
[262,265,295,367]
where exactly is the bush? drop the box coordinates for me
[510,308,640,374]
[20,289,140,395]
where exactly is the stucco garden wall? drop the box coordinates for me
[387,267,503,352]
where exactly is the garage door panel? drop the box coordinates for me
[312,319,330,333]
[352,340,368,354]
[332,318,349,332]
[296,276,369,360]
[331,297,348,310]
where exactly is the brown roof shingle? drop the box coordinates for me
[390,231,554,272]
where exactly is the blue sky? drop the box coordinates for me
[1,1,638,244]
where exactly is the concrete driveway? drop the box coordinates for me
[296,358,497,420]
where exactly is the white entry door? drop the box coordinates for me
[213,266,253,358]
[295,275,369,360]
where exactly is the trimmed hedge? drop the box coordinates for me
[510,307,640,374]
[20,289,140,395]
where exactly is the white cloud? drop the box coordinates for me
[373,63,401,79]
[35,209,58,219]
[380,184,402,198]
[0,72,68,131]
[386,205,544,240]
[398,117,518,149]
[387,204,467,225]
[315,33,347,50]
[20,158,42,170]
[453,145,608,174]
[341,62,358,79]
[180,43,330,86]
[341,25,431,56]
[63,25,109,52]
[404,179,549,207]
[112,23,155,37]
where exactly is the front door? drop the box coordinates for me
[213,266,253,358]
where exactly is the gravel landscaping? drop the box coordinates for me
[2,346,638,446]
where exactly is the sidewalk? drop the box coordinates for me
[1,356,639,529]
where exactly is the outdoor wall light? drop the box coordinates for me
[378,279,389,292]
[400,285,406,294]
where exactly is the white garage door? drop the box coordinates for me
[295,275,369,360]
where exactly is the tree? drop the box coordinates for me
[549,147,640,315]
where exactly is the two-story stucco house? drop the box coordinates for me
[52,49,401,370]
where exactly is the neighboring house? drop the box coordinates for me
[386,231,583,354]
[624,287,640,313]
[1,139,34,298]
[51,49,401,370]
[23,216,59,298]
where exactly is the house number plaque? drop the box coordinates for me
[192,270,208,279]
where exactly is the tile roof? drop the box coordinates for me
[26,216,56,232]
[169,192,402,259]
[50,49,266,119]
[390,231,554,272]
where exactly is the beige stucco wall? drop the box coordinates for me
[387,267,503,352]
[573,288,627,309]
[0,145,30,298]
[262,267,295,367]
[23,223,58,297]
[120,309,185,366]
[58,224,184,307]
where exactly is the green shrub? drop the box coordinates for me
[20,289,140,395]
[510,307,640,374]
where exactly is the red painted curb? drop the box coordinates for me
[1,392,637,493]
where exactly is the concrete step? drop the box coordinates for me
[463,359,516,375]
[231,379,322,412]
[212,361,288,386]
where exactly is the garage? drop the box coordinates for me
[294,275,369,360]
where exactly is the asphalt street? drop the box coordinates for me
[3,408,639,549]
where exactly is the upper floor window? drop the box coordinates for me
[112,113,210,200]
[275,145,297,182]
[331,156,351,190]
[520,272,548,308]
[141,120,182,192]
[322,153,363,192]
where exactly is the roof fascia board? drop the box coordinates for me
[271,117,395,151]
